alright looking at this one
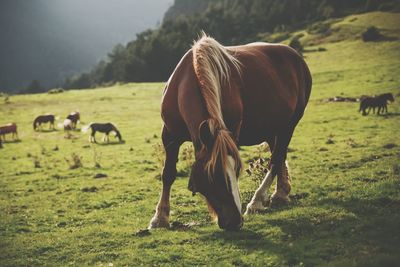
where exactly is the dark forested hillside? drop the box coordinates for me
[0,0,172,94]
[63,0,400,90]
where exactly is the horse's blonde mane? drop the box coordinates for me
[192,32,242,182]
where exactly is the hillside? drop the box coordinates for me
[62,0,400,90]
[0,0,172,93]
[1,11,400,266]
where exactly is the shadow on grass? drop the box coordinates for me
[91,140,126,146]
[1,139,22,144]
[35,128,58,132]
[379,112,400,118]
[195,195,400,265]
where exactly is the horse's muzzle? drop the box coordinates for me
[218,215,243,231]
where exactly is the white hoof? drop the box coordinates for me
[148,214,169,229]
[244,200,265,215]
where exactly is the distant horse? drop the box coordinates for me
[149,33,312,231]
[63,119,73,131]
[359,93,395,115]
[0,123,18,141]
[82,123,122,143]
[66,111,80,129]
[33,114,55,131]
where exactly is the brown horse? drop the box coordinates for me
[33,114,55,131]
[0,123,18,141]
[359,93,395,115]
[66,111,80,129]
[149,34,312,231]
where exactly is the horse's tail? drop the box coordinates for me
[81,123,93,133]
[192,32,243,179]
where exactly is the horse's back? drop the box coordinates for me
[162,41,312,144]
[230,43,312,142]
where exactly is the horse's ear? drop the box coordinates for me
[199,120,215,151]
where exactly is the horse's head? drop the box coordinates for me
[189,120,243,230]
[387,93,395,102]
[115,130,123,142]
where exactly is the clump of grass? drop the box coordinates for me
[392,164,400,176]
[65,153,83,169]
[92,146,102,168]
[152,142,165,174]
[4,94,10,104]
[246,158,269,186]
[33,156,41,168]
[242,157,269,205]
[180,144,194,171]
[40,146,46,155]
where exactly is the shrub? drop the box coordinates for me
[289,38,303,55]
[362,26,382,42]
[48,88,64,94]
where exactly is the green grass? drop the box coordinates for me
[1,11,400,266]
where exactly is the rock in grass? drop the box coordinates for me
[383,143,396,149]
[93,173,107,179]
[81,186,98,192]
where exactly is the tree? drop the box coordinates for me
[23,80,43,94]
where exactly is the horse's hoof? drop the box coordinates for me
[244,200,265,215]
[148,216,170,229]
[270,194,290,208]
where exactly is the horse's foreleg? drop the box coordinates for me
[149,126,181,229]
[245,128,294,215]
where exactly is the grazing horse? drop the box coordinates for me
[359,93,395,115]
[149,34,312,231]
[33,114,55,131]
[63,119,73,131]
[66,111,80,129]
[82,123,122,143]
[0,123,18,141]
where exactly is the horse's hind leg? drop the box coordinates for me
[270,161,291,207]
[91,131,96,143]
[149,126,182,229]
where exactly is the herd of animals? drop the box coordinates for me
[0,111,123,148]
[0,92,394,149]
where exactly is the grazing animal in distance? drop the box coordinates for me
[63,119,73,131]
[33,114,55,131]
[0,123,18,141]
[149,33,312,231]
[66,111,80,130]
[82,123,123,143]
[359,93,395,115]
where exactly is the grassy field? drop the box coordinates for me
[1,11,400,266]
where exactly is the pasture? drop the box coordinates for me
[1,11,400,266]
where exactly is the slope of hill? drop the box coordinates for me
[0,11,399,266]
[64,0,400,90]
[0,0,172,93]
